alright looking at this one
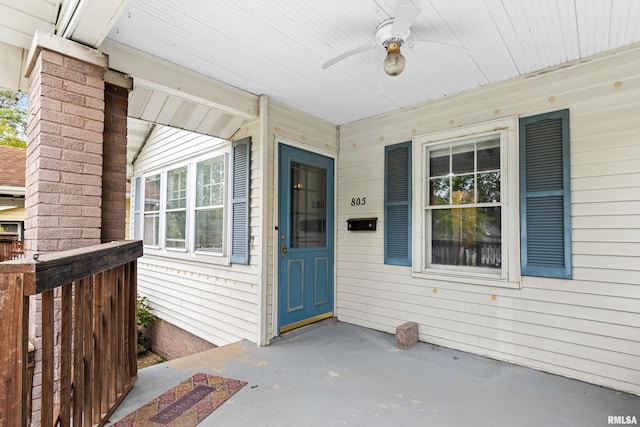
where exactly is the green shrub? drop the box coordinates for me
[136,294,156,351]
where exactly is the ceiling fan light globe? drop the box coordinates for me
[383,51,406,76]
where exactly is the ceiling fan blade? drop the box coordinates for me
[408,39,469,51]
[322,44,378,69]
[392,5,421,36]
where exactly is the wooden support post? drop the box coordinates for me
[0,272,27,427]
[41,290,54,427]
[59,284,72,426]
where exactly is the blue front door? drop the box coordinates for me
[278,144,334,333]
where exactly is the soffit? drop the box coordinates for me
[106,0,640,125]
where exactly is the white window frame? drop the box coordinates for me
[412,117,521,289]
[142,173,161,248]
[165,165,188,250]
[132,144,231,265]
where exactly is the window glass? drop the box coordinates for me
[431,207,502,268]
[290,161,326,248]
[451,143,474,173]
[143,174,160,246]
[429,147,449,176]
[195,157,225,253]
[167,167,187,210]
[195,208,223,252]
[197,157,224,207]
[136,149,230,256]
[426,135,502,271]
[165,167,187,249]
[144,175,160,211]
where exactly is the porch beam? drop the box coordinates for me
[0,40,29,92]
[24,30,108,78]
[99,39,259,120]
[58,0,129,48]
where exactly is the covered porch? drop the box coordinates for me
[109,319,640,426]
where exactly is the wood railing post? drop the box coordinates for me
[40,290,54,427]
[0,272,28,427]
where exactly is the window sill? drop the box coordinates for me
[412,269,521,289]
[142,247,230,267]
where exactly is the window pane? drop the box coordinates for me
[166,211,186,248]
[291,162,326,248]
[0,223,18,233]
[134,176,142,211]
[431,207,501,268]
[167,167,187,210]
[429,148,449,176]
[143,213,159,246]
[196,208,223,253]
[134,213,141,240]
[452,174,474,204]
[429,177,450,205]
[477,138,500,171]
[478,171,501,203]
[144,175,160,211]
[452,144,474,173]
[197,157,224,207]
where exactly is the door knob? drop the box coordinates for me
[281,243,288,258]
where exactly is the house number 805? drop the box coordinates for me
[351,197,366,206]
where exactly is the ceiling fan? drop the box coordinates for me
[322,2,465,77]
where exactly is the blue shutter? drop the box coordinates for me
[384,141,412,266]
[231,137,251,264]
[519,110,571,278]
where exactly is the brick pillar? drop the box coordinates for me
[24,32,108,426]
[102,75,132,242]
[25,39,107,254]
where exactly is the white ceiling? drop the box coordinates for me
[104,0,640,125]
[1,0,639,129]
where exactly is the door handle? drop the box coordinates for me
[281,243,288,258]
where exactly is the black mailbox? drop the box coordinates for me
[347,218,377,231]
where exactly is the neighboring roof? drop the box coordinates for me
[0,145,26,188]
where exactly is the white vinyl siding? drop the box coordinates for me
[335,45,640,395]
[133,125,261,345]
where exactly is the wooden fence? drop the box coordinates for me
[0,233,22,262]
[0,240,143,426]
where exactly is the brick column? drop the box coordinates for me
[25,36,108,254]
[102,73,132,242]
[24,32,109,426]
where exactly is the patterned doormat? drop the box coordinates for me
[111,373,247,426]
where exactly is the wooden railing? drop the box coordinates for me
[0,240,143,426]
[432,239,502,268]
[0,233,22,262]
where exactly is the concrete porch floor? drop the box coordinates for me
[108,319,639,426]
